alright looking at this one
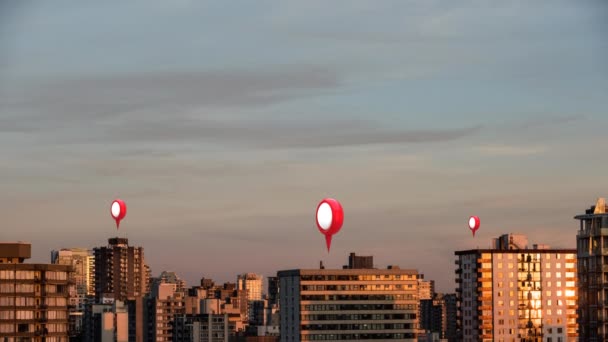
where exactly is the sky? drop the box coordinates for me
[0,0,607,293]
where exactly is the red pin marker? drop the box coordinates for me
[316,198,344,252]
[468,216,480,236]
[110,199,127,229]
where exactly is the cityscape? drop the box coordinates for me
[1,197,607,341]
[2,1,607,342]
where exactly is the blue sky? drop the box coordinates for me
[1,0,607,292]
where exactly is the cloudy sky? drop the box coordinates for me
[1,1,607,292]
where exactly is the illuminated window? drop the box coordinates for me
[557,291,562,297]
[546,263,551,269]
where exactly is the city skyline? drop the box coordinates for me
[1,1,607,293]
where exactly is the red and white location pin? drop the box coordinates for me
[316,198,344,252]
[468,216,480,236]
[110,199,127,229]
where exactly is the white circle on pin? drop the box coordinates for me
[317,202,332,230]
[111,201,121,218]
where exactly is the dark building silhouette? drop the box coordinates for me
[93,238,150,302]
[345,252,374,269]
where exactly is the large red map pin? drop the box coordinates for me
[111,199,127,229]
[468,215,480,237]
[316,198,344,252]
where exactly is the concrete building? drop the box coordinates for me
[173,313,235,342]
[51,248,95,338]
[267,277,278,307]
[0,242,74,341]
[443,294,458,342]
[278,257,420,341]
[83,299,129,342]
[149,281,186,341]
[420,293,451,340]
[574,197,608,341]
[455,234,578,341]
[237,273,263,304]
[346,252,374,269]
[93,237,150,302]
[418,280,435,301]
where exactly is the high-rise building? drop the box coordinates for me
[173,313,235,342]
[51,248,95,339]
[418,279,435,301]
[148,280,186,341]
[51,248,95,298]
[237,273,263,301]
[0,242,74,341]
[93,237,150,302]
[443,293,458,342]
[83,300,129,342]
[420,293,449,340]
[575,197,608,341]
[267,277,278,307]
[346,252,374,269]
[455,234,578,341]
[278,256,420,341]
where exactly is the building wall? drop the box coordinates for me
[0,264,73,341]
[456,248,578,342]
[278,273,300,342]
[93,238,149,302]
[575,199,608,342]
[278,268,419,342]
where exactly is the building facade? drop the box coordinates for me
[173,313,235,342]
[455,234,577,342]
[149,282,186,341]
[83,300,129,342]
[93,238,150,302]
[575,197,608,341]
[277,266,420,341]
[51,248,95,339]
[0,242,74,342]
[237,273,263,302]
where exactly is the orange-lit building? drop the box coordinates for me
[0,242,74,342]
[455,234,577,342]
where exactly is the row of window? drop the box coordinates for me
[301,313,417,321]
[302,304,414,311]
[302,323,415,330]
[0,297,68,307]
[0,284,70,294]
[301,294,416,301]
[300,275,416,281]
[302,284,413,291]
[302,333,415,340]
[0,270,68,280]
[487,253,575,260]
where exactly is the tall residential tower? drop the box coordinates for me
[575,197,608,341]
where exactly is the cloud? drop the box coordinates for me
[0,67,341,132]
[474,144,547,156]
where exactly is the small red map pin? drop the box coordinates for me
[316,198,344,252]
[468,216,480,237]
[111,199,127,229]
